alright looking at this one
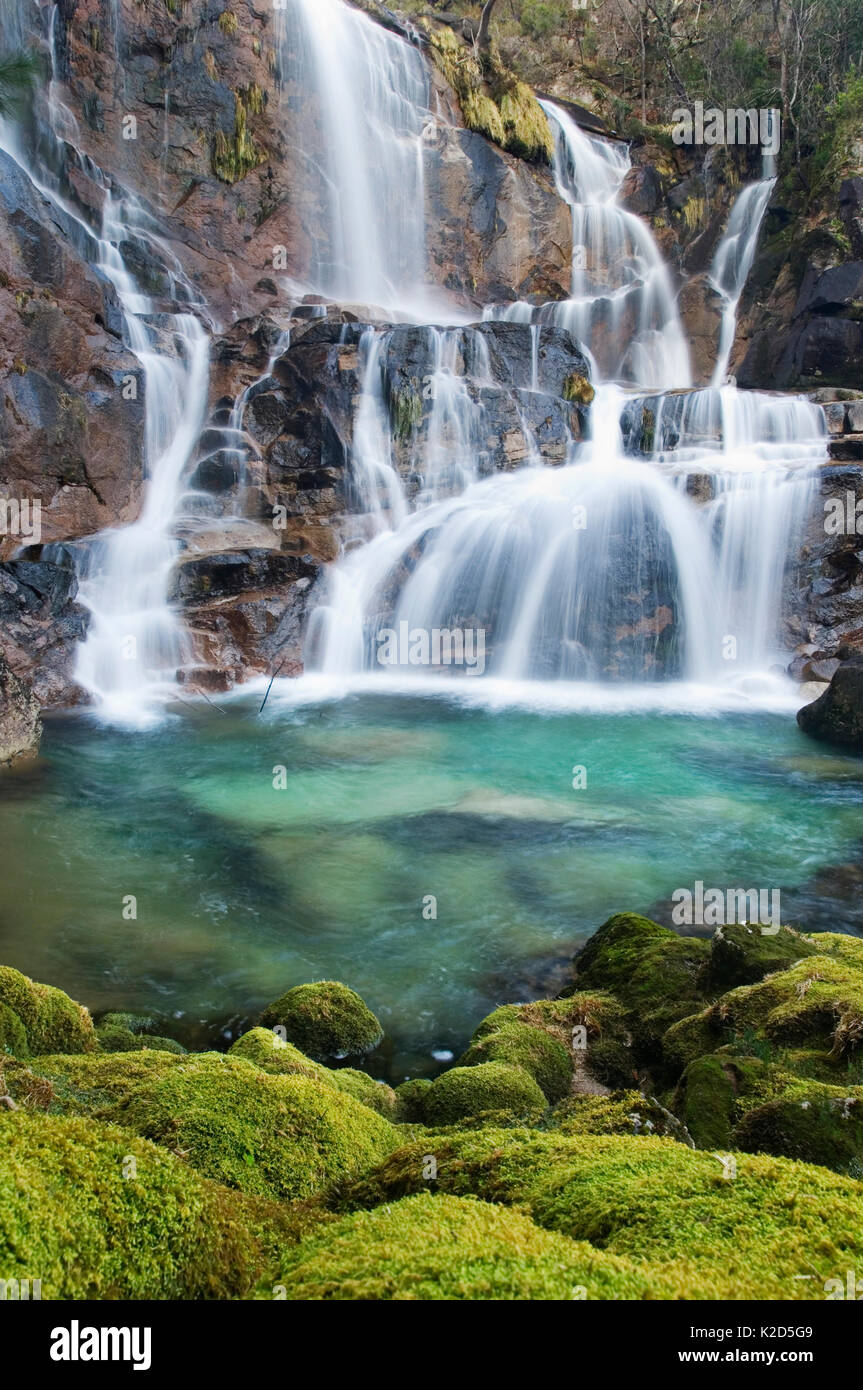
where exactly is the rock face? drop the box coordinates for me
[797,654,863,749]
[0,649,41,764]
[786,463,863,674]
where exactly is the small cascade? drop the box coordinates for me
[484,102,692,389]
[709,168,776,384]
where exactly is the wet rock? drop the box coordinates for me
[0,650,41,765]
[0,556,88,706]
[798,654,863,749]
[677,274,723,385]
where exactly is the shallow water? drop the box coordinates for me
[2,692,862,1078]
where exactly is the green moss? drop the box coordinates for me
[4,1050,183,1117]
[98,1010,156,1034]
[96,1023,185,1054]
[461,1022,572,1103]
[663,1009,721,1073]
[394,1077,433,1123]
[217,9,238,36]
[0,965,95,1055]
[713,955,863,1055]
[699,923,819,993]
[562,373,595,405]
[674,1054,741,1149]
[230,1026,332,1081]
[425,25,552,164]
[107,1054,398,1201]
[548,1090,691,1142]
[732,1079,863,1174]
[259,981,383,1061]
[257,1191,657,1301]
[0,1111,289,1298]
[423,1062,546,1127]
[572,913,710,1052]
[0,1002,28,1058]
[331,1068,398,1119]
[338,1128,863,1299]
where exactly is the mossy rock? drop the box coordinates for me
[571,913,710,1052]
[698,923,819,993]
[0,965,95,1055]
[548,1090,691,1142]
[106,1054,398,1201]
[732,1081,863,1175]
[98,1010,156,1034]
[461,1022,572,1103]
[0,1002,28,1059]
[394,1077,433,1123]
[96,1024,186,1055]
[422,1062,546,1126]
[3,1049,184,1117]
[337,1128,863,1299]
[331,1068,398,1119]
[259,981,383,1061]
[230,1026,332,1082]
[256,1191,657,1301]
[0,1111,290,1299]
[562,373,595,406]
[662,1008,721,1074]
[425,25,552,164]
[709,954,863,1055]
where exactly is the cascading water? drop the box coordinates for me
[709,157,777,385]
[304,76,826,703]
[0,0,214,723]
[277,0,437,315]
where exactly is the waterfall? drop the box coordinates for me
[304,72,826,702]
[0,1,215,723]
[709,156,777,384]
[484,102,692,390]
[278,0,435,314]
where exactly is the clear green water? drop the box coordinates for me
[2,693,863,1078]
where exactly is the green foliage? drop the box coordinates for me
[0,51,41,119]
[520,1,567,41]
[213,91,265,185]
[426,25,553,164]
[257,1191,657,1300]
[0,1111,288,1298]
[259,980,383,1060]
[0,965,95,1056]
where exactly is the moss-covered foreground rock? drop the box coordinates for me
[0,1111,290,1299]
[336,1129,863,1299]
[422,1061,546,1126]
[104,1054,399,1201]
[0,965,95,1056]
[259,981,383,1061]
[256,1192,659,1301]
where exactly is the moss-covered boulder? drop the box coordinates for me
[256,1191,657,1301]
[394,1077,433,1123]
[571,913,710,1052]
[702,954,863,1056]
[2,1049,184,1117]
[229,1026,332,1082]
[698,923,819,993]
[105,1054,398,1201]
[461,1019,572,1103]
[548,1090,692,1142]
[422,1061,546,1126]
[259,981,383,1061]
[672,1054,774,1149]
[732,1081,863,1175]
[0,965,95,1055]
[337,1128,863,1299]
[96,1024,186,1054]
[330,1068,398,1119]
[0,1002,28,1059]
[0,1111,290,1299]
